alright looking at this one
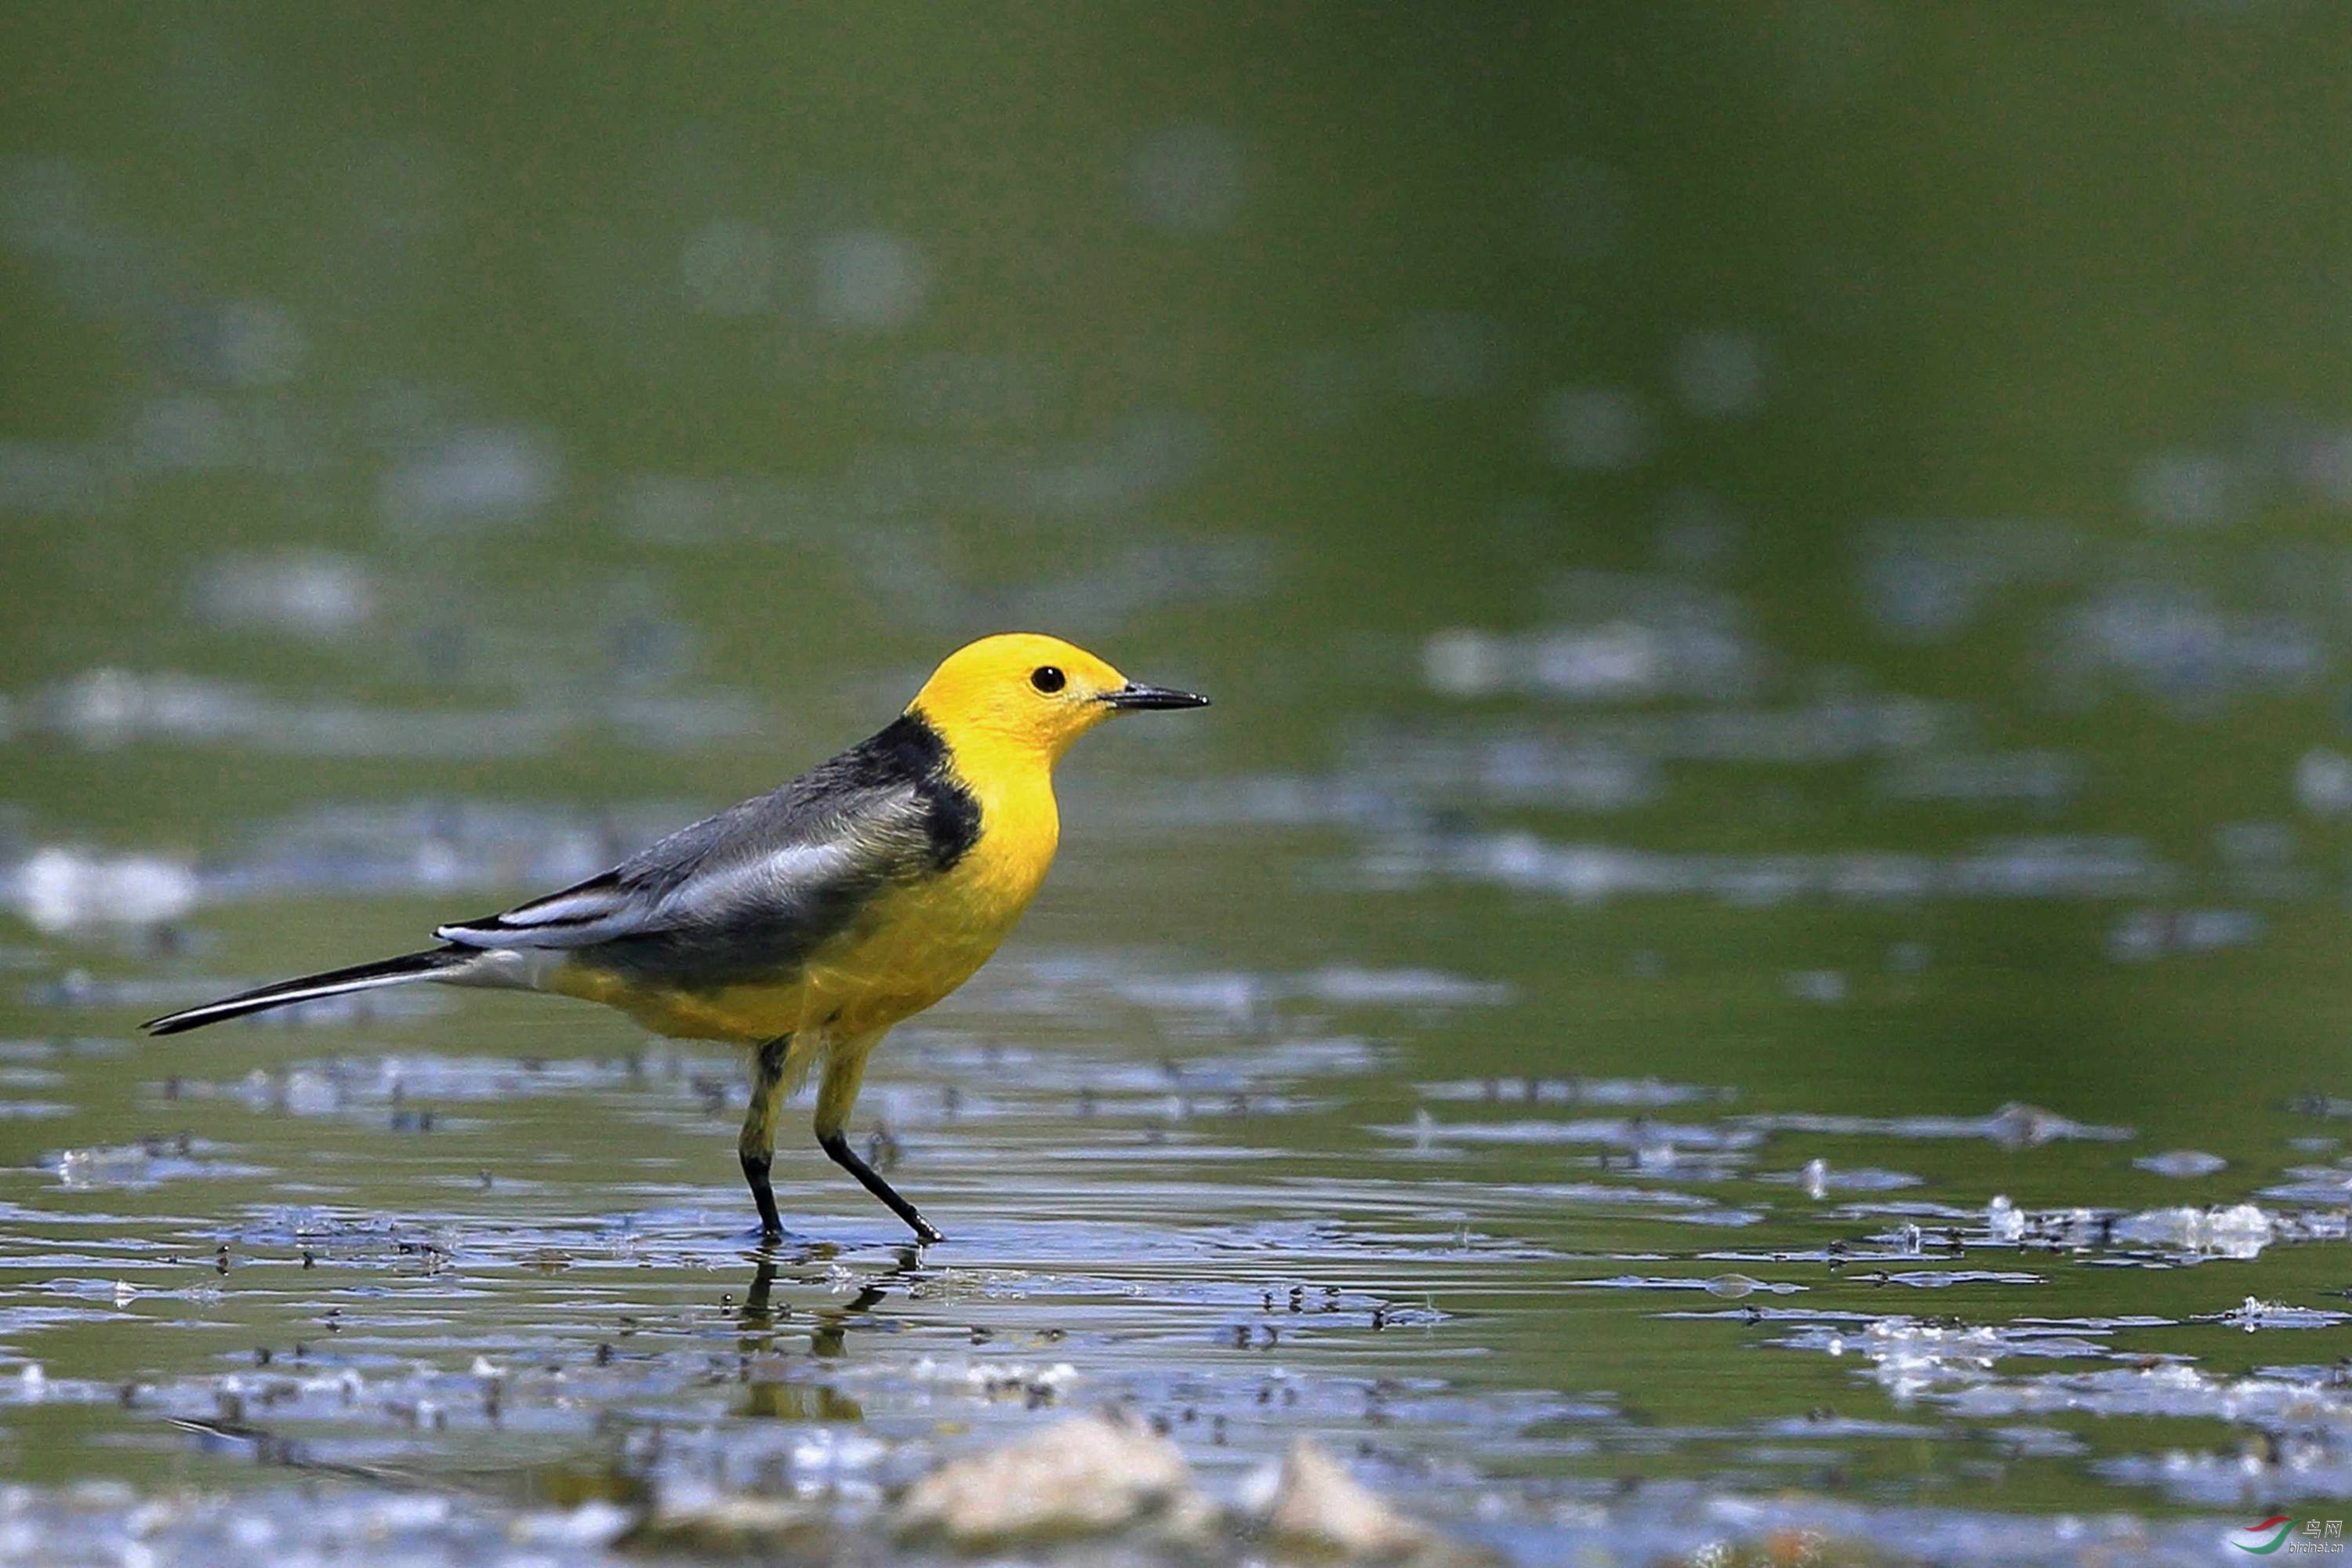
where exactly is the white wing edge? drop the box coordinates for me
[436,840,873,951]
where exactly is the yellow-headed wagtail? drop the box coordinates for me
[144,633,1210,1243]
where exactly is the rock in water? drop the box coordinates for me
[895,1411,1212,1546]
[1263,1440,1496,1566]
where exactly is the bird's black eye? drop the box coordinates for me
[1030,665,1065,694]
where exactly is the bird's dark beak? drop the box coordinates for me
[1101,681,1210,712]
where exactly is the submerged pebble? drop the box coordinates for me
[894,1412,1210,1547]
[1261,1439,1499,1566]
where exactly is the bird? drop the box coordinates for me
[143,633,1210,1244]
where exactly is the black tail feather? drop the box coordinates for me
[143,947,470,1036]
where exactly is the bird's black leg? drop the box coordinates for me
[813,1031,945,1243]
[739,1036,791,1240]
[818,1131,945,1245]
[741,1152,782,1240]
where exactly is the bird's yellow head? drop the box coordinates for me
[907,633,1209,766]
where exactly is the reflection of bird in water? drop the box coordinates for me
[737,1244,909,1381]
[144,635,1209,1243]
[737,1247,792,1335]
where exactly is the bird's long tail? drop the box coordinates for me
[143,947,473,1036]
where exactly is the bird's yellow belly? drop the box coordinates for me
[549,809,1054,1046]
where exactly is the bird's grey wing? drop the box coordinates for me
[434,775,938,987]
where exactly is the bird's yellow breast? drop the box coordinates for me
[555,750,1061,1045]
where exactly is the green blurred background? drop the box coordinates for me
[10,4,2352,769]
